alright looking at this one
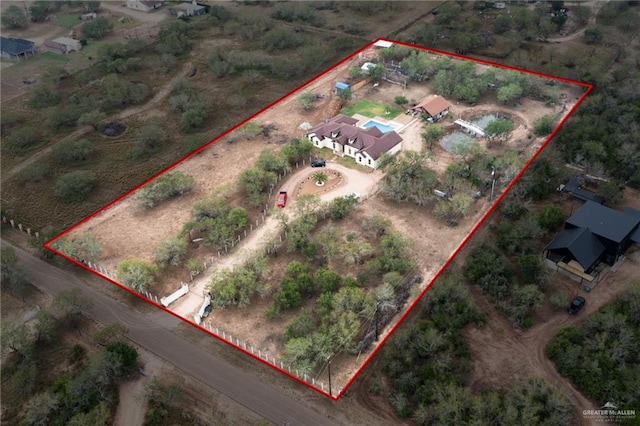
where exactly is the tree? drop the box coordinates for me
[421,125,445,150]
[574,5,591,26]
[29,1,50,23]
[493,15,512,34]
[497,83,523,104]
[154,236,187,267]
[394,96,408,106]
[54,171,96,203]
[117,259,158,293]
[1,320,34,358]
[2,5,28,28]
[312,171,327,185]
[1,247,18,273]
[53,288,94,332]
[77,110,106,130]
[136,117,168,152]
[583,27,603,44]
[534,115,554,136]
[537,205,565,231]
[136,171,195,209]
[485,118,514,145]
[54,139,93,165]
[6,125,41,154]
[596,180,625,206]
[238,167,277,208]
[23,391,60,426]
[380,151,437,205]
[35,309,58,343]
[367,63,385,82]
[81,16,113,40]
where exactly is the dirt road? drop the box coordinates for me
[1,238,341,426]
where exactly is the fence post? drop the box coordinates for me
[244,229,247,237]
[35,231,39,238]
[10,219,14,228]
[26,228,31,236]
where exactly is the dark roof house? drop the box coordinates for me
[0,37,36,60]
[558,177,605,204]
[545,201,640,273]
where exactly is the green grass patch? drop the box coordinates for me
[56,14,81,29]
[340,99,402,119]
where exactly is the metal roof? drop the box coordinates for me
[567,201,640,244]
[546,227,605,272]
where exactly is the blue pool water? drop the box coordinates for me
[362,119,398,133]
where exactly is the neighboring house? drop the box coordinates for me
[557,176,605,204]
[545,201,640,278]
[306,114,403,169]
[411,95,452,121]
[175,1,206,17]
[44,37,82,54]
[0,37,36,60]
[126,0,164,12]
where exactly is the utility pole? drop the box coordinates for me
[328,358,332,397]
[490,166,496,201]
[374,302,379,341]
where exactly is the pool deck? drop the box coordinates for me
[352,113,416,133]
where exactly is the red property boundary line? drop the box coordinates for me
[45,38,593,401]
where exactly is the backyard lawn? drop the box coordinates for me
[340,99,402,119]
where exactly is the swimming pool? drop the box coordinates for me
[362,119,399,133]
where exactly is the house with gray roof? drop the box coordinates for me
[0,37,36,60]
[306,114,403,169]
[545,201,640,278]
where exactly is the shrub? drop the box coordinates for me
[81,16,113,40]
[17,162,49,184]
[534,114,555,136]
[394,96,408,106]
[154,236,187,267]
[550,293,569,310]
[136,117,168,153]
[54,171,96,202]
[5,126,41,154]
[537,205,565,231]
[54,139,93,165]
[117,259,158,292]
[136,171,195,209]
[187,258,204,274]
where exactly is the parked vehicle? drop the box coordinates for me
[567,296,586,314]
[276,191,287,208]
[311,159,326,167]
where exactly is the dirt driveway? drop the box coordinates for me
[170,162,384,319]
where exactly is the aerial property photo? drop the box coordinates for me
[45,39,590,399]
[42,36,589,398]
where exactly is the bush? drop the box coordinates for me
[537,205,565,231]
[54,139,93,165]
[534,114,555,136]
[54,171,96,202]
[136,117,168,153]
[81,16,113,40]
[394,96,408,106]
[136,171,195,209]
[17,162,49,184]
[550,293,569,310]
[187,258,204,274]
[117,259,158,292]
[5,126,41,154]
[154,237,187,267]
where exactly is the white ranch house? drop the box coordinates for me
[306,114,403,169]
